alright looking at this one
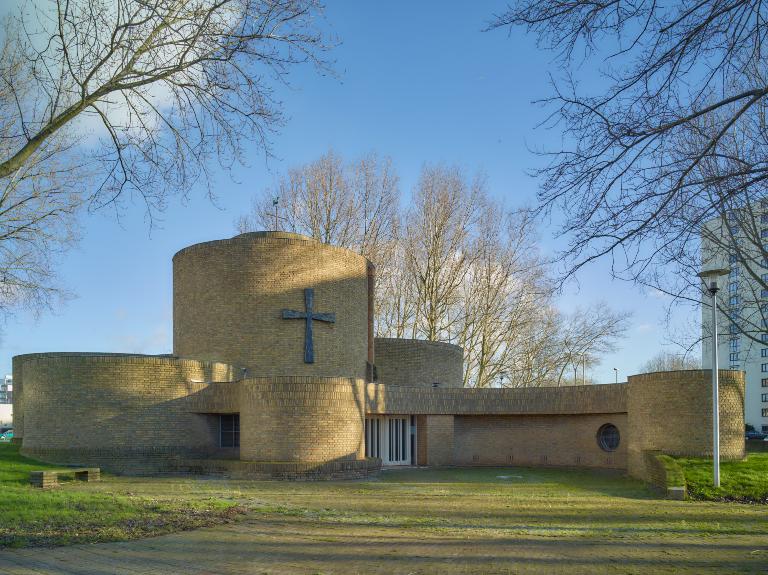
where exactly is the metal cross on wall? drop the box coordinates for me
[281,288,336,363]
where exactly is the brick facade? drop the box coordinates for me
[374,338,463,388]
[173,231,370,379]
[627,369,745,479]
[11,231,747,480]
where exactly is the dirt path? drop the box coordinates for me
[2,512,767,575]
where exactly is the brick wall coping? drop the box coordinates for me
[365,381,628,415]
[12,352,237,370]
[628,369,742,379]
[172,230,373,267]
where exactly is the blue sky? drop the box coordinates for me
[1,1,689,382]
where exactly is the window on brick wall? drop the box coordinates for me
[596,423,620,452]
[220,414,240,448]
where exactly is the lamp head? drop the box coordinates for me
[697,268,730,295]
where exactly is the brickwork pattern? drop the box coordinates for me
[422,415,455,466]
[365,382,628,415]
[173,231,370,379]
[627,370,745,479]
[238,377,366,462]
[374,338,464,388]
[452,414,627,469]
[14,353,238,473]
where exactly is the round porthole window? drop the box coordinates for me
[597,424,620,452]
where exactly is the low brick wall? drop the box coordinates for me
[642,451,686,499]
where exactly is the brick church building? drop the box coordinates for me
[12,232,746,481]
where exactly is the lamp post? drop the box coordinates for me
[613,368,618,384]
[697,267,730,488]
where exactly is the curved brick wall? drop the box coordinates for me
[14,353,238,473]
[174,231,370,379]
[627,370,745,478]
[374,338,464,388]
[238,377,366,463]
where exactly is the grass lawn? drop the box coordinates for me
[676,453,768,503]
[2,445,768,573]
[0,444,244,547]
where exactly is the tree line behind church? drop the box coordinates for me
[237,151,630,388]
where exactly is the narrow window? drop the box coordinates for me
[219,414,240,448]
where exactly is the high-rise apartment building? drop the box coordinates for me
[0,375,12,404]
[701,210,768,433]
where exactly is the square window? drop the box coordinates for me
[762,289,768,298]
[763,378,768,387]
[763,349,768,357]
[761,363,768,372]
[730,352,740,361]
[763,409,768,417]
[763,425,768,433]
[762,394,768,402]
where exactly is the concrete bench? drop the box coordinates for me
[30,468,100,489]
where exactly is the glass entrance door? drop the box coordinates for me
[365,415,413,466]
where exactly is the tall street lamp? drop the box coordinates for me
[697,267,730,488]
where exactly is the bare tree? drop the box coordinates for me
[640,351,700,373]
[555,304,631,386]
[403,165,483,341]
[0,0,327,319]
[237,150,400,261]
[239,157,630,388]
[487,2,768,335]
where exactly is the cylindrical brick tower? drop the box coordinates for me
[238,377,366,463]
[626,369,745,478]
[173,231,371,379]
[374,338,464,387]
